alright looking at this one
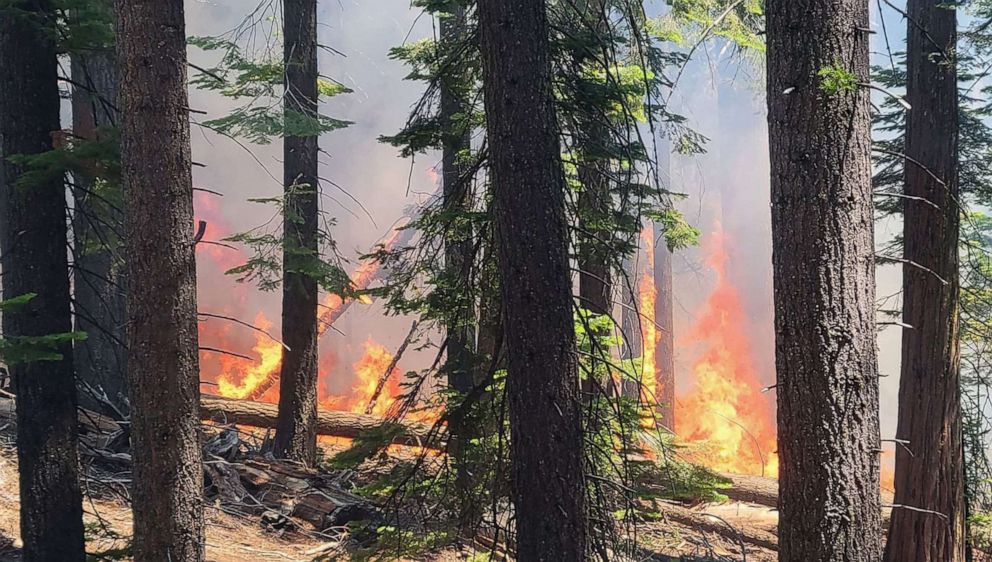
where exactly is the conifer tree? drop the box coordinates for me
[478,0,588,558]
[766,0,882,560]
[885,1,966,560]
[0,2,87,559]
[118,0,204,557]
[69,0,128,418]
[273,0,321,464]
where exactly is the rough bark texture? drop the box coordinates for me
[70,16,128,418]
[201,395,433,444]
[884,2,966,560]
[274,0,320,465]
[117,0,204,559]
[765,1,882,561]
[0,3,87,560]
[478,0,588,558]
[654,235,675,430]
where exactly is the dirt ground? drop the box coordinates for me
[0,439,778,562]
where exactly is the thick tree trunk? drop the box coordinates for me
[117,0,204,559]
[478,0,588,558]
[0,3,87,560]
[654,233,675,430]
[274,0,320,465]
[70,13,128,418]
[765,1,882,561]
[884,2,966,561]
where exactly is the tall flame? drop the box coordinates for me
[213,313,284,400]
[638,225,660,407]
[676,226,778,476]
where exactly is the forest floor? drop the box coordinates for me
[0,426,780,562]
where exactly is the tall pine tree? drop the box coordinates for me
[273,0,321,464]
[118,0,204,557]
[478,0,588,558]
[766,0,882,560]
[0,2,86,559]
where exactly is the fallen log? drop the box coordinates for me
[200,395,435,446]
[720,472,895,509]
[721,473,779,507]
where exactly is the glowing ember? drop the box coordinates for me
[676,226,778,477]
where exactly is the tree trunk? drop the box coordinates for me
[654,237,675,431]
[70,7,128,418]
[765,1,882,561]
[478,0,588,558]
[0,3,87,560]
[117,0,204,558]
[441,4,476,397]
[439,3,481,532]
[620,256,641,399]
[884,2,966,561]
[273,0,320,465]
[572,0,612,402]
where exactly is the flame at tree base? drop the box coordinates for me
[675,226,778,477]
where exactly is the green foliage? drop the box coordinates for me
[660,0,765,54]
[0,294,88,365]
[649,207,702,250]
[327,423,411,469]
[818,64,858,95]
[222,190,354,295]
[189,34,352,145]
[0,0,115,54]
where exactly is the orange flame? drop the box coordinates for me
[676,226,778,476]
[638,226,660,408]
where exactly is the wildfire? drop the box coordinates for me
[638,225,660,408]
[336,338,401,416]
[213,313,284,400]
[676,226,778,477]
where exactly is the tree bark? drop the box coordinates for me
[478,0,588,558]
[441,4,476,397]
[0,2,87,560]
[274,0,320,465]
[765,1,882,561]
[70,5,128,418]
[884,2,966,561]
[117,0,204,558]
[654,232,675,430]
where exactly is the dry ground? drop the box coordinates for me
[0,434,778,562]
